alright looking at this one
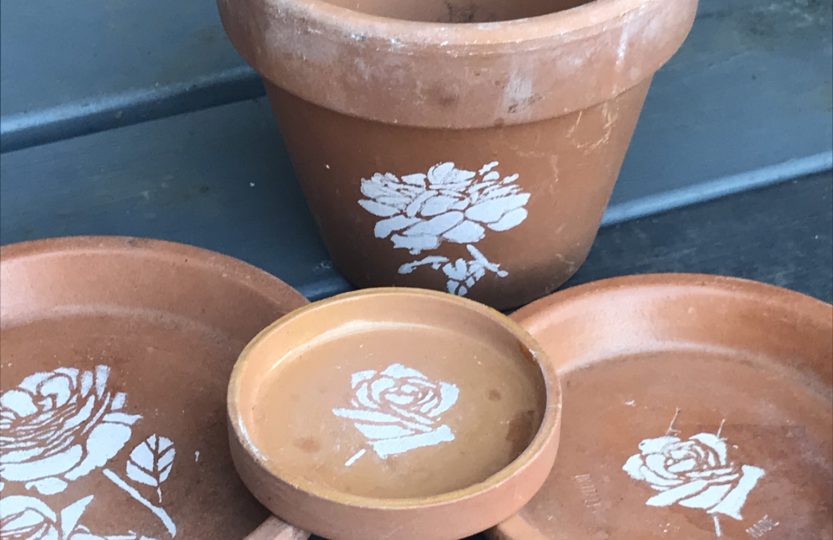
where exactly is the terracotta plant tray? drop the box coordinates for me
[229,288,561,540]
[492,274,832,540]
[0,237,307,539]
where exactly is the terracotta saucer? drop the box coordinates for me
[0,237,307,539]
[490,274,833,540]
[228,288,562,540]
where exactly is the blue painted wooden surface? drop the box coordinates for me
[0,0,260,150]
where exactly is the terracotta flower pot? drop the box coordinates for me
[217,0,697,309]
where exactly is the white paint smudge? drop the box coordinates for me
[344,449,366,467]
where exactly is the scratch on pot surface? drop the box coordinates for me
[554,253,578,274]
[566,110,584,138]
[353,57,372,81]
[575,102,619,153]
[502,74,534,115]
[547,155,560,195]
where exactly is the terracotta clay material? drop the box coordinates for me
[217,0,697,309]
[0,237,307,539]
[228,288,562,540]
[490,274,833,540]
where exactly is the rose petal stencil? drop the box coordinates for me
[333,363,459,463]
[0,366,141,494]
[358,161,530,297]
[0,365,179,538]
[623,411,765,538]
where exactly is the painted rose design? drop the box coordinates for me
[623,415,765,537]
[1,365,177,538]
[333,364,459,464]
[0,365,141,495]
[0,495,93,539]
[0,493,158,540]
[359,161,529,255]
[0,495,141,540]
[357,161,530,296]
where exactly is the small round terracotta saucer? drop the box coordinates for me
[228,288,562,540]
[490,274,832,540]
[0,237,307,539]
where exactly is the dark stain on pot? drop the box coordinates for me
[442,1,478,23]
[426,85,459,107]
[125,237,151,248]
[508,94,543,114]
[516,340,537,364]
[506,409,536,456]
[488,388,502,401]
[294,437,321,453]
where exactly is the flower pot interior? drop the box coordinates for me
[322,0,590,23]
[230,289,554,501]
[494,275,833,539]
[0,237,307,539]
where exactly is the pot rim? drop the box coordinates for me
[0,235,307,310]
[255,0,659,49]
[227,287,562,510]
[512,273,833,330]
[218,0,697,127]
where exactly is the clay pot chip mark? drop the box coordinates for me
[507,94,543,115]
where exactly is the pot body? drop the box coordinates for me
[218,0,698,308]
[267,80,650,308]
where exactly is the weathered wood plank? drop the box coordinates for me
[571,172,833,304]
[0,0,254,150]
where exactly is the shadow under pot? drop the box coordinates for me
[217,0,698,309]
[228,289,561,540]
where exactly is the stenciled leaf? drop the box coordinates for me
[125,434,175,489]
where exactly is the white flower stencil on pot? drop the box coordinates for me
[332,364,459,467]
[0,366,141,495]
[623,410,765,538]
[0,365,178,539]
[358,161,530,296]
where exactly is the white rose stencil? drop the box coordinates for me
[0,494,159,540]
[623,411,765,537]
[0,494,92,539]
[1,365,177,538]
[333,364,459,465]
[358,161,530,296]
[0,365,141,495]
